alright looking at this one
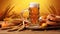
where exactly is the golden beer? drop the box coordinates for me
[29,3,40,25]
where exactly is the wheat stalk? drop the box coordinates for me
[0,4,15,21]
[0,4,10,21]
[50,5,57,15]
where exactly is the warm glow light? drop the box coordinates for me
[0,0,60,18]
[9,0,51,16]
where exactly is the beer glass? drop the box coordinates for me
[29,3,40,26]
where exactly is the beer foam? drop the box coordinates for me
[29,2,39,7]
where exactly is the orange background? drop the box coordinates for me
[0,0,60,18]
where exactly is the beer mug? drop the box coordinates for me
[29,3,40,26]
[21,9,29,21]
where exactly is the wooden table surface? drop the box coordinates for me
[0,29,60,34]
